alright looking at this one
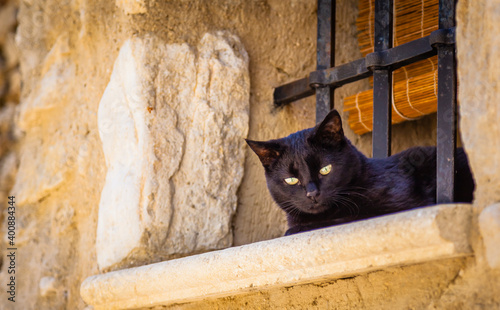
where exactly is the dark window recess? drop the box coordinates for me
[273,0,457,204]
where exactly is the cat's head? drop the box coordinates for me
[247,110,363,216]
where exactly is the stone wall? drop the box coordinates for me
[456,0,500,271]
[0,0,498,309]
[0,0,19,222]
[0,1,20,306]
[95,31,250,270]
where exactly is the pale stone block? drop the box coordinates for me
[81,204,472,310]
[96,37,159,269]
[478,203,500,269]
[96,32,249,269]
[166,31,250,254]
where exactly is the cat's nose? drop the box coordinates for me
[306,183,320,202]
[306,190,319,202]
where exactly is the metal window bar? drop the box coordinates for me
[273,0,457,203]
[372,0,393,158]
[315,0,335,123]
[436,0,457,203]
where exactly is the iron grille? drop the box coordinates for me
[273,0,457,203]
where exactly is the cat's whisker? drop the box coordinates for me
[336,189,374,211]
[280,201,304,218]
[341,200,356,217]
[334,195,360,218]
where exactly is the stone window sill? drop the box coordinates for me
[80,204,472,310]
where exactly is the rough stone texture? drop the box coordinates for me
[0,0,20,209]
[166,32,250,255]
[96,37,158,270]
[39,276,58,297]
[456,0,500,209]
[13,36,77,205]
[456,1,500,292]
[1,1,123,309]
[96,32,249,270]
[478,203,500,269]
[80,204,472,309]
[116,0,146,15]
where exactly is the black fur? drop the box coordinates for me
[247,110,474,235]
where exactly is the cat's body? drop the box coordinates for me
[247,110,474,235]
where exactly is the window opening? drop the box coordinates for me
[273,0,457,203]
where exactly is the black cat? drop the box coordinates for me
[247,110,474,235]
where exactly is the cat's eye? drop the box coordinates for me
[319,164,332,175]
[284,177,299,185]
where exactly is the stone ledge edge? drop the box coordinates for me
[80,204,472,310]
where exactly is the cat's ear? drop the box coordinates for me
[311,109,344,144]
[246,139,282,167]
